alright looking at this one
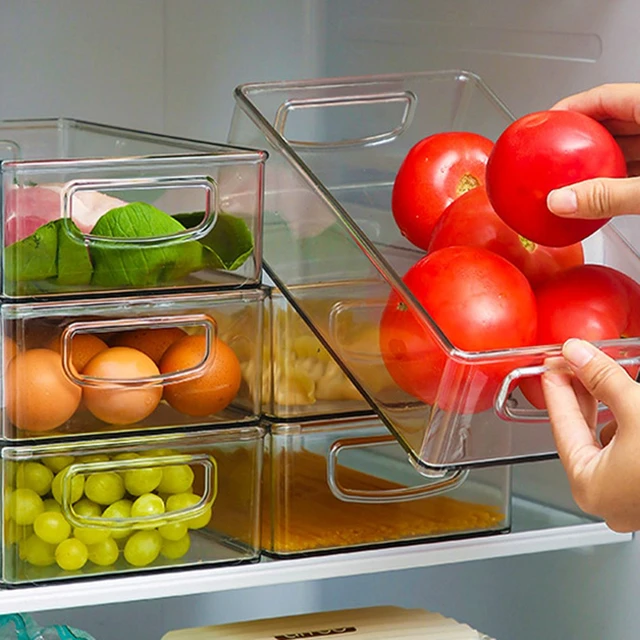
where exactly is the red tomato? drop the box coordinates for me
[379,246,537,414]
[486,110,627,247]
[428,188,584,288]
[520,264,640,408]
[392,132,494,251]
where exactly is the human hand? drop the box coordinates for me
[546,83,640,219]
[541,338,640,532]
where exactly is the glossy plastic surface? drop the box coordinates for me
[2,426,263,585]
[260,284,375,420]
[1,289,264,441]
[0,118,265,297]
[261,416,510,557]
[229,70,640,470]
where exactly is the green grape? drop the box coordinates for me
[123,530,162,567]
[9,488,45,525]
[84,472,125,506]
[124,468,162,496]
[42,499,62,514]
[33,511,71,545]
[112,453,139,462]
[101,499,133,540]
[21,534,56,567]
[73,498,102,518]
[16,462,54,497]
[73,526,111,546]
[55,538,88,571]
[87,537,119,567]
[156,465,194,494]
[51,468,85,505]
[160,533,191,560]
[166,493,211,530]
[131,493,165,519]
[43,456,75,474]
[158,521,188,541]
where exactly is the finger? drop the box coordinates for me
[547,176,640,219]
[561,339,639,431]
[570,375,598,433]
[541,360,601,475]
[551,84,640,125]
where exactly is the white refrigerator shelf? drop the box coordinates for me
[0,479,630,615]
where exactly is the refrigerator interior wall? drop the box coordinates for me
[2,1,640,639]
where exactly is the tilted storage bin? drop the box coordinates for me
[229,70,640,470]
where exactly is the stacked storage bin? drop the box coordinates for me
[0,118,266,584]
[225,72,525,557]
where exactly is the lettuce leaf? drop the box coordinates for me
[172,211,254,271]
[90,202,203,288]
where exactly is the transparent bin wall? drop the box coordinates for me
[262,416,510,557]
[261,284,376,420]
[0,289,264,441]
[0,118,265,297]
[1,426,263,585]
[229,70,640,471]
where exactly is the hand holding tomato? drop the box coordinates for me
[392,132,493,250]
[547,83,640,219]
[542,338,640,532]
[486,110,627,247]
[428,187,584,288]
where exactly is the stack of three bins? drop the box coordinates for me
[0,118,268,585]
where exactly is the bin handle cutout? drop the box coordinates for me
[495,348,640,422]
[59,453,217,529]
[327,434,469,504]
[60,175,218,245]
[59,314,217,387]
[273,91,416,150]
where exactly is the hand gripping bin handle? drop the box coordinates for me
[58,454,217,530]
[60,176,219,247]
[494,337,640,422]
[327,434,469,504]
[273,90,416,150]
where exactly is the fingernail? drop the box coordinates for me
[563,338,597,368]
[547,188,578,215]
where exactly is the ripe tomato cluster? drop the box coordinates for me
[381,111,638,414]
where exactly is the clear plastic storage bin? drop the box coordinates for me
[257,284,377,420]
[1,289,263,441]
[2,426,263,585]
[229,70,640,470]
[258,416,509,557]
[0,118,265,297]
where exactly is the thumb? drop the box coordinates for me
[547,176,640,219]
[562,339,638,423]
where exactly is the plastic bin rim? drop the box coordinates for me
[2,425,266,459]
[0,116,269,162]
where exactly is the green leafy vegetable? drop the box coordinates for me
[90,202,203,288]
[4,219,92,293]
[172,211,254,271]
